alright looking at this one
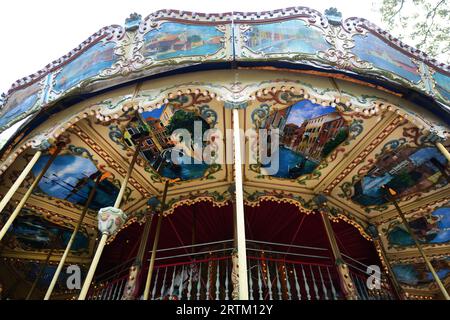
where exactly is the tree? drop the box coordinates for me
[321,128,349,157]
[380,0,450,63]
[166,110,209,143]
[187,35,202,43]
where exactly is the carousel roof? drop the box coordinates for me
[0,6,449,143]
[0,6,449,299]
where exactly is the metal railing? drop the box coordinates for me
[87,239,395,300]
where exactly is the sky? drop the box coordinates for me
[286,100,335,125]
[0,0,384,95]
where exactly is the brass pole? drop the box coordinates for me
[114,144,141,209]
[320,211,358,300]
[26,232,61,300]
[0,144,63,242]
[78,144,141,300]
[143,180,169,300]
[44,174,102,300]
[374,239,405,299]
[121,211,154,300]
[383,186,450,300]
[436,142,450,163]
[0,150,42,215]
[191,209,196,253]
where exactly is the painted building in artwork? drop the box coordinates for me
[0,7,449,301]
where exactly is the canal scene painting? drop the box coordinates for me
[0,81,41,129]
[143,22,224,60]
[387,206,450,247]
[392,258,450,287]
[2,209,89,252]
[351,33,421,83]
[244,19,330,55]
[351,146,449,206]
[260,99,349,179]
[31,154,119,210]
[123,104,211,181]
[433,71,450,101]
[53,41,117,93]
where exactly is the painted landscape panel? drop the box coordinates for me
[392,258,450,286]
[244,19,330,55]
[388,206,450,246]
[0,82,41,129]
[260,100,348,179]
[32,154,119,210]
[433,71,450,101]
[143,23,224,60]
[352,33,421,83]
[352,146,449,206]
[3,210,89,252]
[14,261,87,290]
[53,41,117,93]
[124,104,211,180]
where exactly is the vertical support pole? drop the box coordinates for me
[436,142,450,163]
[0,143,63,242]
[232,108,249,300]
[44,174,102,300]
[373,238,405,300]
[0,150,42,215]
[143,180,169,300]
[26,248,56,300]
[26,231,61,300]
[382,186,450,300]
[121,211,154,300]
[78,144,140,300]
[320,211,358,300]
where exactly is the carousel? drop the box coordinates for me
[0,6,449,301]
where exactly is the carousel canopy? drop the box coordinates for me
[0,6,449,299]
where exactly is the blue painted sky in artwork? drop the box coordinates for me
[352,33,421,83]
[142,104,165,120]
[393,262,450,286]
[429,207,450,243]
[388,207,450,246]
[285,100,335,125]
[359,147,447,199]
[246,20,330,55]
[53,41,116,93]
[11,213,89,251]
[143,22,223,60]
[392,264,420,285]
[434,72,450,100]
[0,94,39,128]
[32,155,97,200]
[434,72,450,92]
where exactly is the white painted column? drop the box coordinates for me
[44,174,102,300]
[436,142,450,163]
[232,108,249,300]
[78,145,140,300]
[0,142,63,242]
[0,150,42,215]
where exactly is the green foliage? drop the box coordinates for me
[166,109,209,139]
[380,0,449,63]
[321,128,349,157]
[386,168,422,191]
[187,35,202,43]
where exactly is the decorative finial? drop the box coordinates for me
[147,196,161,212]
[426,125,447,143]
[324,7,342,25]
[125,13,142,31]
[313,194,328,207]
